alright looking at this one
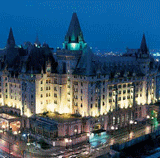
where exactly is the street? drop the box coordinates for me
[0,122,158,158]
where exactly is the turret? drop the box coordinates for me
[6,28,15,48]
[63,13,87,50]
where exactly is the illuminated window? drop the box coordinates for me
[54,93,57,98]
[54,100,57,104]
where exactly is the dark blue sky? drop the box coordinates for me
[0,0,160,52]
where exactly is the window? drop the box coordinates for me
[49,86,50,90]
[31,95,33,99]
[6,95,8,98]
[123,84,126,88]
[81,103,83,107]
[54,87,57,91]
[46,80,48,84]
[54,93,57,98]
[103,102,105,106]
[135,94,138,97]
[81,96,83,101]
[95,103,97,107]
[109,99,112,103]
[118,97,121,101]
[5,89,7,93]
[91,82,93,87]
[123,90,126,94]
[91,97,93,101]
[118,85,121,88]
[46,100,48,104]
[127,96,130,99]
[0,94,2,98]
[128,84,131,87]
[41,87,43,91]
[103,81,105,85]
[127,90,130,93]
[81,89,83,94]
[41,101,43,104]
[31,101,34,106]
[54,100,57,104]
[5,83,7,87]
[118,91,121,94]
[109,92,112,97]
[49,80,51,83]
[109,86,112,90]
[49,93,50,97]
[103,95,105,99]
[40,94,43,98]
[123,96,126,100]
[41,81,43,84]
[46,93,48,97]
[81,82,83,86]
[140,94,142,97]
[103,88,105,93]
[91,104,93,108]
[46,87,48,90]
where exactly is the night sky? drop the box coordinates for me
[0,0,160,52]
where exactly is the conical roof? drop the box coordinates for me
[140,33,148,53]
[7,27,15,48]
[66,13,84,42]
[34,34,41,46]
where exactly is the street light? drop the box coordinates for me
[65,138,68,149]
[2,125,5,134]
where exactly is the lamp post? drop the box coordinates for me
[111,126,114,135]
[129,120,134,139]
[65,138,68,149]
[2,125,5,134]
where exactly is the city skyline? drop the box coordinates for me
[0,0,160,52]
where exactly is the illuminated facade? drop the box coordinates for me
[0,13,159,133]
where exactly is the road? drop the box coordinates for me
[0,123,158,158]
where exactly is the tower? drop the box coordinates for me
[63,13,87,51]
[137,33,150,74]
[6,27,15,48]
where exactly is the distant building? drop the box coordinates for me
[0,13,159,145]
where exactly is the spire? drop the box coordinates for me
[140,33,148,53]
[34,34,41,47]
[66,13,84,42]
[7,27,15,48]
